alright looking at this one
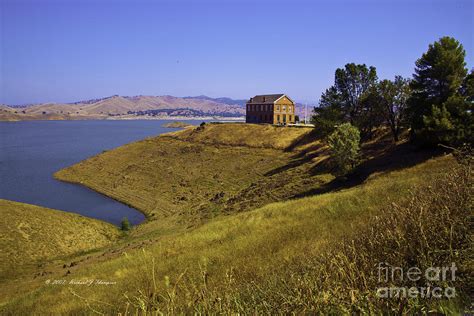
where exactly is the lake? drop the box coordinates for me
[0,120,203,226]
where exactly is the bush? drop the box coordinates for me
[327,123,361,175]
[121,217,131,231]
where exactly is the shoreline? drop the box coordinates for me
[52,174,149,227]
[0,116,246,122]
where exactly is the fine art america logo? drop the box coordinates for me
[376,262,457,299]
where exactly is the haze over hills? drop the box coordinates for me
[0,94,310,121]
[182,95,247,107]
[0,95,247,121]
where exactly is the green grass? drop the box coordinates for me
[2,155,464,314]
[2,124,469,314]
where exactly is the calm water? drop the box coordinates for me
[0,120,202,226]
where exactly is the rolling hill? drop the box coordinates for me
[2,123,469,314]
[1,95,312,121]
[1,95,248,121]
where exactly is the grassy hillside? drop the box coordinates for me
[3,124,470,313]
[0,199,122,306]
[53,123,435,231]
[0,199,120,278]
[166,122,314,150]
[3,155,469,314]
[54,124,329,235]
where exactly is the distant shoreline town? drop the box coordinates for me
[0,94,309,122]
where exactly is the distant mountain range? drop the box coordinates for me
[0,95,310,121]
[0,95,249,121]
[182,95,247,107]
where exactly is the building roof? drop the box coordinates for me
[247,94,285,104]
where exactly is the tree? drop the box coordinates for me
[460,69,474,100]
[121,217,131,231]
[311,87,344,136]
[378,76,411,141]
[357,86,385,138]
[327,123,361,176]
[408,37,470,145]
[311,63,379,137]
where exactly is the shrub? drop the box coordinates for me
[121,217,131,231]
[327,123,361,175]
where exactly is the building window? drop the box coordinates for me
[283,105,287,112]
[277,115,280,123]
[276,105,280,111]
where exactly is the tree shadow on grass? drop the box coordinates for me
[265,129,328,176]
[284,128,321,153]
[292,141,443,198]
[264,146,329,176]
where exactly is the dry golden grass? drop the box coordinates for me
[54,124,330,236]
[3,124,467,314]
[0,199,119,278]
[166,122,314,150]
[1,155,462,314]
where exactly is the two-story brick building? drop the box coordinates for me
[246,94,296,125]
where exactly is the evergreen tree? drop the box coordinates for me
[408,37,470,145]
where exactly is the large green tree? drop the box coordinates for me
[461,69,474,101]
[378,76,411,141]
[311,87,344,136]
[408,37,471,145]
[312,63,378,137]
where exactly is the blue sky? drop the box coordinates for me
[1,0,472,105]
